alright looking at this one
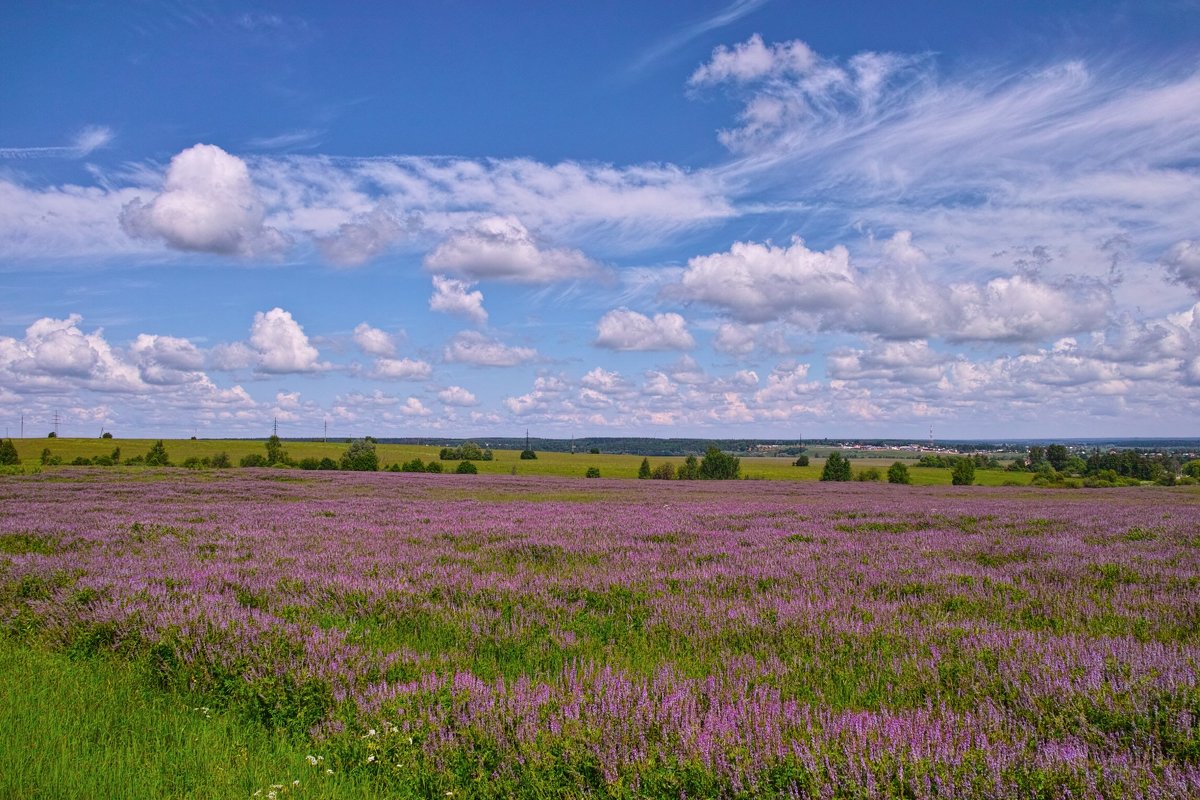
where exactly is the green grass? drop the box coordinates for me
[9,437,1034,485]
[0,639,373,800]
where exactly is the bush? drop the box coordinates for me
[47,432,56,438]
[425,461,443,473]
[297,457,322,470]
[40,448,61,466]
[101,431,113,439]
[181,457,205,469]
[651,462,676,480]
[210,452,232,469]
[585,467,601,478]
[793,455,809,467]
[820,452,852,482]
[455,460,477,475]
[589,447,600,455]
[854,467,882,481]
[519,449,537,460]
[677,455,700,480]
[699,446,740,480]
[318,457,338,471]
[951,459,975,486]
[265,435,289,466]
[887,462,911,484]
[399,458,427,473]
[144,440,171,467]
[440,441,486,461]
[340,440,379,472]
[240,453,269,468]
[72,456,92,466]
[91,455,114,467]
[0,439,19,466]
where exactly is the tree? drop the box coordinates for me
[340,440,379,471]
[677,454,700,480]
[144,440,171,467]
[1045,444,1069,472]
[651,462,676,480]
[47,432,57,438]
[638,458,651,479]
[793,455,810,467]
[820,452,851,482]
[265,434,289,466]
[887,461,911,484]
[0,439,19,466]
[520,449,538,460]
[240,453,269,467]
[699,446,740,480]
[589,447,600,455]
[1183,460,1200,479]
[101,431,113,439]
[1027,445,1045,470]
[455,460,477,474]
[951,459,975,486]
[854,467,882,481]
[585,467,601,478]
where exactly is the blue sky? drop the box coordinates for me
[2,0,1199,440]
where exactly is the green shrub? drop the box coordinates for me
[820,452,852,481]
[585,467,601,478]
[144,440,171,467]
[520,449,537,460]
[699,446,740,480]
[638,458,651,479]
[854,467,882,481]
[887,462,911,484]
[455,460,477,474]
[340,440,379,471]
[651,462,675,480]
[951,459,975,486]
[425,461,443,473]
[239,453,268,468]
[0,439,19,466]
[793,455,809,467]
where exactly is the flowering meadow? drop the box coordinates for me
[2,470,1199,798]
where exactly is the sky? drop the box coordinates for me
[2,0,1199,441]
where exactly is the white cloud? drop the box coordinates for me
[429,275,488,324]
[1163,240,1200,295]
[315,206,406,267]
[580,367,629,394]
[0,125,114,159]
[443,330,537,366]
[0,314,142,393]
[438,385,479,406]
[352,322,397,357]
[247,307,322,373]
[594,309,695,351]
[673,233,1112,343]
[120,144,291,257]
[130,334,206,385]
[397,397,432,416]
[371,357,432,381]
[424,216,604,283]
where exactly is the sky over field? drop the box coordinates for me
[2,0,1199,439]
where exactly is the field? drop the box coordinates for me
[3,469,1198,798]
[11,437,1035,485]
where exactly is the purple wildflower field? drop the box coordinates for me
[3,469,1200,797]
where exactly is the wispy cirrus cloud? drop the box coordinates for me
[0,125,114,159]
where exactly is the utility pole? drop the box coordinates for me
[273,416,278,437]
[323,418,327,443]
[52,410,60,438]
[20,413,24,439]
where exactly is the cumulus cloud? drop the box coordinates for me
[120,143,291,257]
[0,314,141,392]
[594,309,695,351]
[438,385,479,406]
[672,233,1112,342]
[424,216,604,283]
[352,322,397,357]
[130,334,206,385]
[1163,240,1200,295]
[315,206,406,267]
[371,357,432,381]
[397,396,432,416]
[429,275,488,324]
[443,330,537,366]
[211,308,324,374]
